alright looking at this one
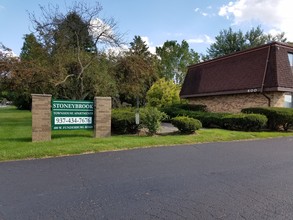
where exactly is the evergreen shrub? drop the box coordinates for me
[242,107,293,131]
[111,108,139,134]
[171,116,202,134]
[140,107,167,135]
[221,113,268,131]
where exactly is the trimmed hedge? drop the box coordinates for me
[171,116,202,134]
[162,105,269,131]
[160,104,207,120]
[160,106,182,119]
[170,104,208,112]
[189,112,229,128]
[111,108,140,134]
[242,107,293,131]
[221,113,268,131]
[161,106,227,128]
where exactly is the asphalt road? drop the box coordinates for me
[1,137,293,220]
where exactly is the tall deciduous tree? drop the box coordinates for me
[156,40,199,84]
[206,26,287,59]
[27,2,123,100]
[0,43,17,103]
[115,36,158,106]
[53,12,95,52]
[4,35,55,109]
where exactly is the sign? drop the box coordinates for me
[52,100,94,130]
[285,94,292,103]
[135,112,140,125]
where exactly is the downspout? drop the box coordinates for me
[260,45,271,107]
[262,91,271,107]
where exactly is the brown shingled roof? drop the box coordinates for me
[180,42,293,98]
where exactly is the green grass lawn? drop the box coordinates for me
[0,106,292,162]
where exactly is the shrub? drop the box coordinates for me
[160,106,228,128]
[221,113,268,131]
[160,106,182,119]
[242,107,293,131]
[146,78,180,108]
[140,107,167,135]
[171,116,202,134]
[190,112,228,128]
[12,93,32,110]
[169,103,208,112]
[111,108,140,134]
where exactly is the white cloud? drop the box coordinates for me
[195,7,213,17]
[141,36,151,46]
[141,36,156,54]
[187,35,215,44]
[89,18,113,41]
[106,36,158,55]
[0,49,17,58]
[267,28,281,36]
[0,43,17,57]
[106,44,128,55]
[218,0,293,41]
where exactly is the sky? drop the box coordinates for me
[1,0,293,56]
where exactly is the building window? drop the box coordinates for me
[284,93,293,108]
[288,53,293,73]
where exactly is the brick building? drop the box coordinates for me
[180,42,293,113]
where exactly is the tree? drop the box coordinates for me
[27,2,123,100]
[5,2,123,109]
[146,78,180,108]
[207,26,287,59]
[129,35,151,57]
[20,34,48,61]
[0,43,20,106]
[3,34,55,109]
[53,11,95,52]
[0,43,13,80]
[156,40,199,84]
[115,36,158,106]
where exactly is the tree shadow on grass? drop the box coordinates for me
[1,137,32,143]
[1,134,92,143]
[156,131,198,136]
[52,133,92,139]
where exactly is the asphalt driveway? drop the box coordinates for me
[1,137,293,219]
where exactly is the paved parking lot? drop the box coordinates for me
[1,137,293,219]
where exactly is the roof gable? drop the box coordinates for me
[180,42,293,98]
[274,45,293,89]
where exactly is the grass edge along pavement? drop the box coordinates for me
[0,107,293,162]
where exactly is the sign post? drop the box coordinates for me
[52,100,94,130]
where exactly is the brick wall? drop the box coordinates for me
[188,92,285,113]
[94,97,111,137]
[31,94,52,142]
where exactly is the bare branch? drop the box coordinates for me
[54,74,75,86]
[25,1,125,99]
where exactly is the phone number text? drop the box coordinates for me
[54,117,92,125]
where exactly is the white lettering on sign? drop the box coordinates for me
[52,103,93,109]
[54,117,92,125]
